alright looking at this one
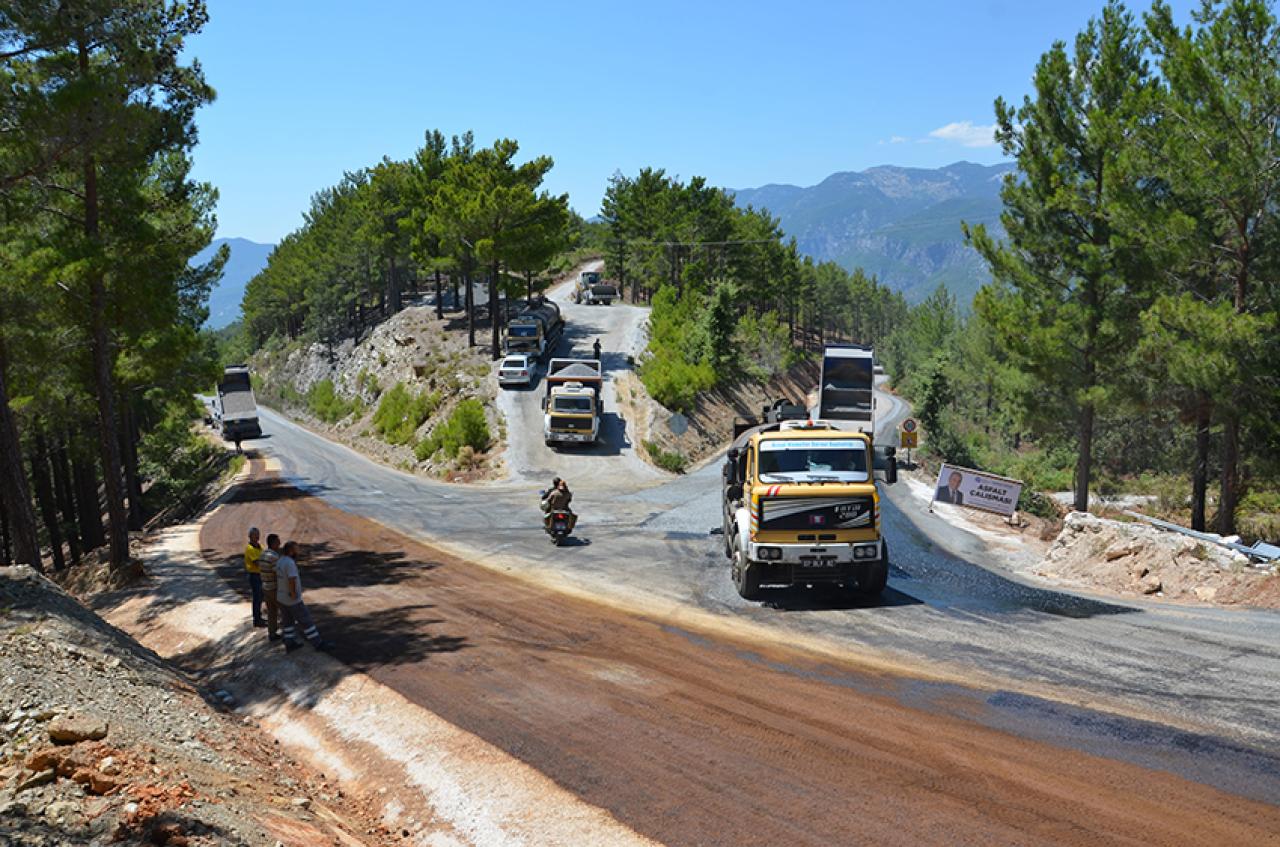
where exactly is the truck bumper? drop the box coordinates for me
[747,540,883,585]
[546,431,595,444]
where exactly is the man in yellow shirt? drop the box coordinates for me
[244,527,266,628]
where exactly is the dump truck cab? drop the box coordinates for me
[722,415,896,600]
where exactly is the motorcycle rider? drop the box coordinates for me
[542,477,577,532]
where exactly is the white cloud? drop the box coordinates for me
[928,121,998,148]
[889,135,909,144]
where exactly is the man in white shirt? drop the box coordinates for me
[275,540,334,652]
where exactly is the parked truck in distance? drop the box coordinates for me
[505,298,564,360]
[543,358,603,446]
[575,270,619,305]
[721,400,897,601]
[215,365,262,442]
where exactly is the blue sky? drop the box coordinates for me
[188,1,1192,244]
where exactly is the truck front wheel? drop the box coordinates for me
[860,542,889,598]
[731,540,762,601]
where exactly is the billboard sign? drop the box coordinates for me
[932,464,1023,517]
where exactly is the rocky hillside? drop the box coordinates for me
[252,304,503,481]
[0,565,393,846]
[733,161,1013,303]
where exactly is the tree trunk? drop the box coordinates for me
[51,434,82,563]
[1191,391,1211,532]
[451,274,459,313]
[490,261,501,360]
[465,266,475,348]
[79,40,129,570]
[1217,412,1240,536]
[526,269,533,303]
[31,432,66,571]
[0,341,40,569]
[434,269,444,320]
[1,497,10,565]
[72,448,105,550]
[388,256,401,314]
[1073,402,1094,513]
[120,399,144,531]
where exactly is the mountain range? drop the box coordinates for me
[733,161,1014,304]
[193,237,274,330]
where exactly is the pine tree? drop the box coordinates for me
[967,1,1155,513]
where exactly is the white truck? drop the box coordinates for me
[543,358,603,446]
[215,365,262,442]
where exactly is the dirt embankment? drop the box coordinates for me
[0,565,395,847]
[253,304,503,481]
[1033,511,1280,607]
[618,358,821,468]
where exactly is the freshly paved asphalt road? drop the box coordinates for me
[230,287,1280,809]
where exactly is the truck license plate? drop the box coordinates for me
[800,556,836,568]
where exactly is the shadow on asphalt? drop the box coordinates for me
[225,477,330,503]
[763,585,924,612]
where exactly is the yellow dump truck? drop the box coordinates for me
[721,402,897,600]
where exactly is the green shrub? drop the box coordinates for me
[356,368,381,398]
[416,398,490,461]
[1239,490,1280,542]
[644,440,687,473]
[306,379,357,423]
[372,383,440,445]
[138,400,224,509]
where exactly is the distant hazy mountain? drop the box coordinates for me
[733,161,1014,304]
[193,237,273,330]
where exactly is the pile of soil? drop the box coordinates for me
[1034,512,1280,607]
[0,565,395,846]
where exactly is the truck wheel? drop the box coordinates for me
[731,540,762,601]
[860,542,889,598]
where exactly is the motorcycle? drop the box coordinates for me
[540,490,574,546]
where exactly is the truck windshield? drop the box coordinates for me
[509,325,537,338]
[553,397,593,413]
[758,440,868,482]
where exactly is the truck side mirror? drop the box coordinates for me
[873,445,898,485]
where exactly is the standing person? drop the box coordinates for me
[259,533,283,641]
[276,541,333,652]
[244,528,266,628]
[592,338,602,361]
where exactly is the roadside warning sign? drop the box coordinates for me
[900,429,918,449]
[902,418,917,433]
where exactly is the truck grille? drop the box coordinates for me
[759,496,874,531]
[550,415,592,432]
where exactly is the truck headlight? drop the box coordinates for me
[853,544,878,560]
[757,546,782,561]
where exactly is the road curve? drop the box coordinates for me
[202,464,1280,846]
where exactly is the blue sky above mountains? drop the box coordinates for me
[188,0,1197,243]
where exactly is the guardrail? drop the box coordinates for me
[1123,511,1280,567]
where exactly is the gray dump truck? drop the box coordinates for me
[215,365,262,442]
